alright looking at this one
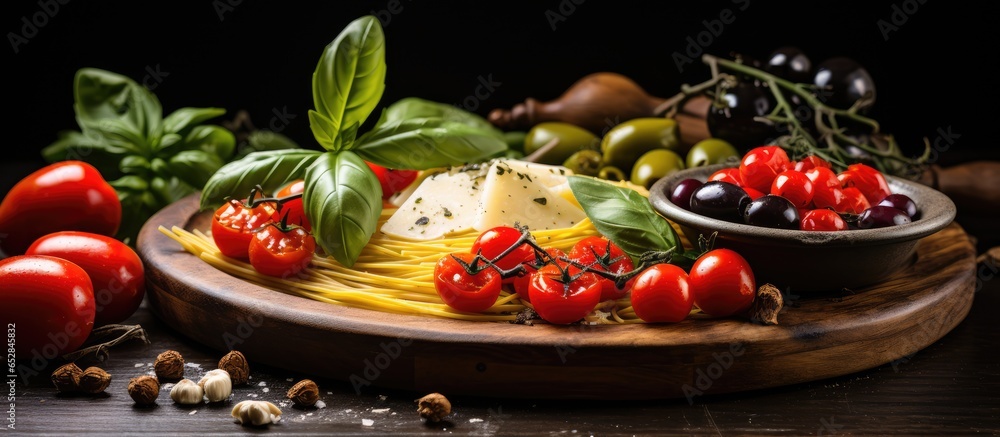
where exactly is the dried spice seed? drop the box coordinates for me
[286,379,320,407]
[51,363,83,393]
[127,375,160,405]
[416,392,451,422]
[78,367,112,394]
[218,350,250,385]
[154,350,185,381]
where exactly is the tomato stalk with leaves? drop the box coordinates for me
[200,15,508,267]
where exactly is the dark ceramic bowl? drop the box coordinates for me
[648,164,957,293]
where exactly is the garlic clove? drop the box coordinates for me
[232,400,282,426]
[198,369,232,403]
[169,379,204,405]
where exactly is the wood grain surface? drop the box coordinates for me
[136,194,977,400]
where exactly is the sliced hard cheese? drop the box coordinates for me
[380,167,486,240]
[473,161,586,232]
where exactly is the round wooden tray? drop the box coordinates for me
[137,194,977,400]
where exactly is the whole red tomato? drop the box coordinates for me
[529,264,602,324]
[0,255,95,356]
[211,195,277,260]
[434,252,503,313]
[739,145,791,192]
[568,236,635,301]
[838,164,891,205]
[26,231,145,326]
[770,170,814,208]
[365,162,419,200]
[800,209,849,231]
[511,247,567,303]
[0,161,121,256]
[471,226,534,284]
[274,179,310,231]
[629,263,692,323]
[688,249,755,317]
[248,222,316,278]
[707,168,744,187]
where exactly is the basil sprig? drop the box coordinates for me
[201,15,507,267]
[43,69,239,243]
[567,175,681,259]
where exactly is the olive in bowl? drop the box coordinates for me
[648,164,956,292]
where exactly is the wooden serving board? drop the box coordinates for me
[137,194,977,400]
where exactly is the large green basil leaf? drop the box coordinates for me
[310,15,386,149]
[74,68,162,140]
[303,151,382,267]
[162,107,226,136]
[180,125,235,158]
[199,149,322,210]
[168,150,225,189]
[567,175,680,259]
[352,118,507,169]
[377,97,503,138]
[42,130,132,179]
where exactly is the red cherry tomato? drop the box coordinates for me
[835,187,871,214]
[529,264,602,324]
[793,155,832,172]
[807,167,845,210]
[26,231,145,326]
[739,145,791,192]
[568,236,635,301]
[275,179,311,232]
[742,187,766,200]
[688,248,755,317]
[365,162,419,200]
[0,161,121,256]
[838,164,891,205]
[211,195,277,261]
[800,209,849,231]
[0,255,96,355]
[707,168,744,187]
[471,226,534,284]
[770,170,814,208]
[433,252,503,313]
[248,222,316,278]
[511,247,567,303]
[629,264,692,323]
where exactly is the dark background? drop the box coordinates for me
[3,0,996,175]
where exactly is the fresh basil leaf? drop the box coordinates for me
[42,130,131,179]
[81,119,147,155]
[74,68,162,139]
[353,118,507,169]
[377,97,503,138]
[303,151,382,267]
[168,150,225,189]
[336,121,360,150]
[109,175,150,193]
[199,149,322,210]
[162,107,226,135]
[150,176,197,207]
[180,125,235,158]
[567,175,680,259]
[311,15,386,146]
[119,155,151,175]
[158,133,182,151]
[235,129,302,159]
[115,189,160,245]
[309,110,338,151]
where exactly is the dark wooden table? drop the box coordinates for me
[4,159,1000,436]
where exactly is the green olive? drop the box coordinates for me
[597,165,626,182]
[562,150,603,176]
[630,149,685,189]
[686,138,739,168]
[600,117,680,175]
[523,122,599,165]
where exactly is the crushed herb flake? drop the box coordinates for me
[533,197,547,205]
[415,216,429,226]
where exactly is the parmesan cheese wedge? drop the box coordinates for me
[380,159,586,241]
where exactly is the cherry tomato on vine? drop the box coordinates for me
[800,209,849,231]
[511,247,567,303]
[471,226,534,283]
[688,248,755,317]
[838,163,891,205]
[0,255,95,355]
[275,179,310,231]
[434,252,503,313]
[629,263,692,323]
[211,194,277,261]
[248,222,316,278]
[568,236,635,301]
[0,161,121,256]
[365,162,419,200]
[529,264,602,324]
[739,145,791,193]
[26,231,145,326]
